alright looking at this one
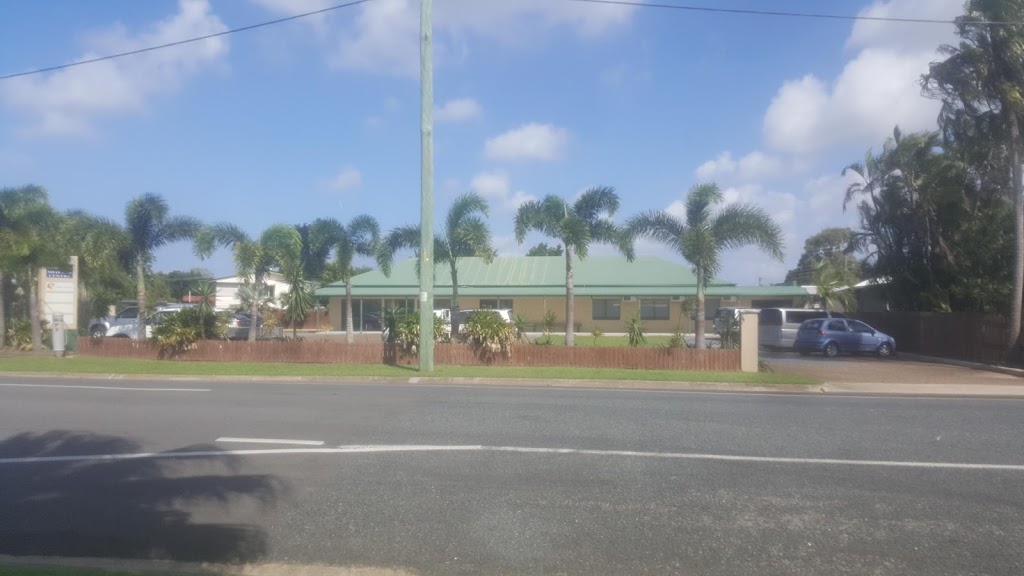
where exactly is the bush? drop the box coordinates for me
[542,310,557,335]
[384,308,446,355]
[463,310,515,359]
[590,327,603,346]
[625,315,646,347]
[152,308,227,358]
[5,318,50,351]
[717,314,740,349]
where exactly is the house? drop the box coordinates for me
[314,256,810,333]
[214,271,291,311]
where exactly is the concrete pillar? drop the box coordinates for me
[739,310,759,373]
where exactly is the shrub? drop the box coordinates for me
[625,315,646,347]
[590,327,603,346]
[384,308,446,355]
[717,314,740,349]
[5,318,50,351]
[668,328,687,349]
[152,308,227,358]
[513,313,530,342]
[463,310,515,359]
[542,310,557,335]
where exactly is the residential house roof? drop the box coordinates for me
[315,256,809,298]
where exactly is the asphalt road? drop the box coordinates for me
[1,376,1022,575]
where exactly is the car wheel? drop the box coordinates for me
[878,342,894,358]
[90,326,106,338]
[824,342,840,358]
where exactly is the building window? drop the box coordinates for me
[480,299,513,310]
[434,299,452,310]
[704,298,721,320]
[641,298,670,320]
[592,299,621,320]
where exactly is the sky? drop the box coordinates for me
[0,0,965,285]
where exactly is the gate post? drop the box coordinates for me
[739,311,759,373]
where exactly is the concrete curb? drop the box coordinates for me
[897,352,1024,379]
[0,370,816,393]
[4,370,1024,397]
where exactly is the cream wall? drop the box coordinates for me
[327,295,805,334]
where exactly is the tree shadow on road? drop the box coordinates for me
[0,430,281,563]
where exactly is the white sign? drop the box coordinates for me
[39,256,79,329]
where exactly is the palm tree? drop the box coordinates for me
[0,185,60,350]
[514,187,633,346]
[195,223,301,341]
[123,194,201,340]
[316,216,381,343]
[627,182,784,349]
[379,193,493,337]
[812,261,857,313]
[923,0,1024,359]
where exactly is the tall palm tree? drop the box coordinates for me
[812,261,857,313]
[123,194,201,340]
[196,223,302,341]
[627,182,784,349]
[379,193,493,336]
[515,187,633,346]
[0,185,60,350]
[923,0,1024,359]
[328,216,381,343]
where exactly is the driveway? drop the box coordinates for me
[764,350,1022,385]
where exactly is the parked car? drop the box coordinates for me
[793,318,896,358]
[103,309,178,340]
[713,307,759,333]
[87,306,140,337]
[758,308,848,349]
[226,313,264,340]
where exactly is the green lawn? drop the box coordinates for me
[0,356,817,386]
[533,334,676,347]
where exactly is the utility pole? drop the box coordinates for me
[418,0,435,372]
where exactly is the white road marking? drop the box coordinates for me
[0,444,1021,471]
[0,383,209,392]
[216,437,325,446]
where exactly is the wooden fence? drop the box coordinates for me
[855,311,1009,364]
[78,338,741,371]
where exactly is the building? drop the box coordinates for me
[214,272,291,311]
[315,256,810,333]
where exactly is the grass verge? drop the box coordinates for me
[0,356,818,386]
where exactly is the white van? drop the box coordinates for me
[758,308,847,349]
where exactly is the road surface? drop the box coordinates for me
[1,376,1022,575]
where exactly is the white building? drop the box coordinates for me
[214,272,291,311]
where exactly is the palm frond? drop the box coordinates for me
[445,192,489,239]
[684,182,723,228]
[711,204,785,261]
[377,225,421,276]
[626,210,686,254]
[346,214,381,256]
[572,186,620,223]
[194,222,248,259]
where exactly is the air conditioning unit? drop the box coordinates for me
[623,296,637,302]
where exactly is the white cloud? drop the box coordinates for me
[0,0,228,136]
[761,0,962,157]
[469,171,536,212]
[695,150,783,182]
[329,167,363,192]
[251,0,635,76]
[436,98,482,123]
[484,123,569,162]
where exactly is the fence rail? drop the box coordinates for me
[855,311,1009,364]
[78,338,741,371]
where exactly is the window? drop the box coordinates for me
[802,319,823,330]
[752,299,791,309]
[704,298,721,320]
[479,299,513,310]
[827,320,848,332]
[116,307,138,320]
[848,320,874,333]
[641,298,670,320]
[592,299,621,320]
[759,309,783,326]
[787,310,827,325]
[434,299,452,310]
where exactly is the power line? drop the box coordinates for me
[0,0,374,82]
[566,0,1011,26]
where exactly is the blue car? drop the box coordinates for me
[793,318,896,359]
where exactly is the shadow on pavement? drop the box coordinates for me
[0,430,281,563]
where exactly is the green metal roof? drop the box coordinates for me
[316,256,809,299]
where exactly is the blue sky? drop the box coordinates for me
[0,0,964,285]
